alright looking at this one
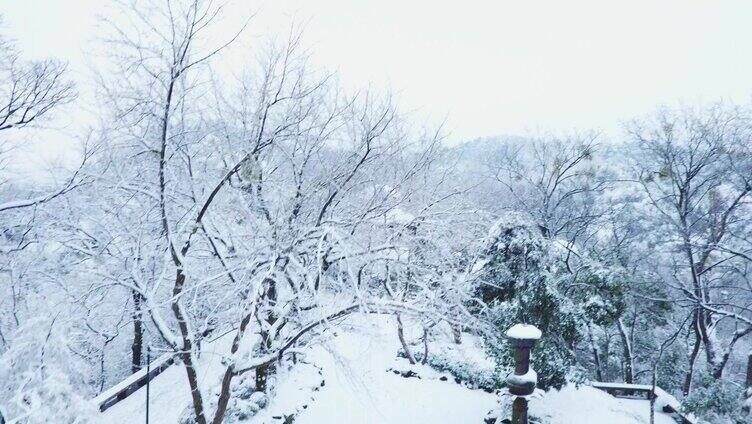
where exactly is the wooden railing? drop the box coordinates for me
[591,381,654,399]
[591,381,696,424]
[93,353,176,412]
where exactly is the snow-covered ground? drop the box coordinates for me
[95,315,679,424]
[93,333,234,424]
[292,320,498,424]
[527,385,677,424]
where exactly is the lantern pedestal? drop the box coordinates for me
[505,324,541,424]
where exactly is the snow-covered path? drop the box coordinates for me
[95,316,498,424]
[294,319,498,424]
[95,315,679,424]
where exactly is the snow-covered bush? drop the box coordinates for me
[682,374,749,424]
[178,375,270,424]
[225,377,269,423]
[567,265,627,327]
[418,354,500,391]
[0,317,95,423]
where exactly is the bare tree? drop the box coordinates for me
[486,133,609,266]
[628,104,752,394]
[0,22,88,422]
[0,21,78,213]
[84,2,458,423]
[0,28,74,132]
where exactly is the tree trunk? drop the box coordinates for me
[421,327,429,365]
[256,362,276,392]
[587,325,604,381]
[172,269,208,424]
[743,350,752,415]
[212,370,234,424]
[131,290,144,373]
[698,310,724,379]
[452,325,462,345]
[213,308,256,424]
[711,361,724,379]
[617,319,634,384]
[649,363,657,424]
[511,397,528,424]
[256,277,278,392]
[396,314,416,364]
[682,317,701,396]
[181,351,207,424]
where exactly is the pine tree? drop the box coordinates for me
[471,214,582,389]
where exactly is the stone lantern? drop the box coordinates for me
[505,324,542,424]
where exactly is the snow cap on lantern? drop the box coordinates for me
[506,324,542,344]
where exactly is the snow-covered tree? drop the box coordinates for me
[470,213,582,389]
[627,104,752,396]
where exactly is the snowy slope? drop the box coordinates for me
[95,315,679,424]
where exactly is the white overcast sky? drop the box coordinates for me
[4,0,752,145]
